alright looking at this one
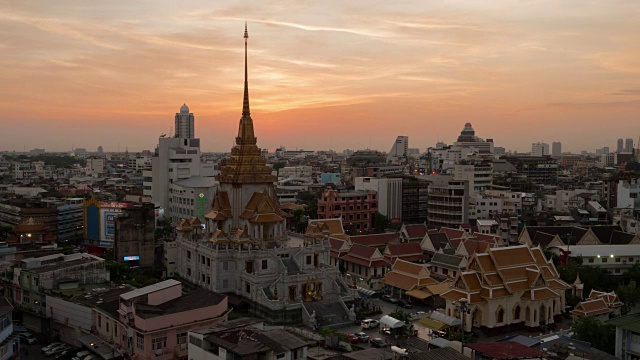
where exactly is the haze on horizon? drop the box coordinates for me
[0,1,639,154]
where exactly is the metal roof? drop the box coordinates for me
[120,279,181,301]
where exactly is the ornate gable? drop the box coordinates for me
[547,235,564,248]
[578,228,602,245]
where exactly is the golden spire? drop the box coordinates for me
[235,22,257,146]
[217,23,276,184]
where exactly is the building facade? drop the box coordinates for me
[427,175,469,228]
[317,189,378,234]
[175,103,195,139]
[354,177,402,222]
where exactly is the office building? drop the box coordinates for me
[427,175,469,228]
[531,142,550,156]
[552,141,562,156]
[387,136,409,163]
[626,138,634,153]
[175,103,195,139]
[618,138,624,153]
[317,189,378,233]
[114,203,156,267]
[355,177,402,221]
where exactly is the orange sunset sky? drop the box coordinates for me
[1,1,639,153]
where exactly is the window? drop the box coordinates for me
[222,279,228,288]
[206,258,211,267]
[496,307,504,323]
[616,257,621,263]
[177,332,187,345]
[245,282,251,294]
[588,258,594,263]
[223,261,229,270]
[187,268,191,276]
[152,335,167,351]
[514,305,521,320]
[136,332,145,350]
[602,258,608,263]
[262,260,268,270]
[277,354,285,359]
[98,315,102,328]
[201,274,205,282]
[306,256,312,265]
[201,255,205,264]
[189,335,202,347]
[106,322,109,333]
[187,251,191,260]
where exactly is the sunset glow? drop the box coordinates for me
[1,1,639,153]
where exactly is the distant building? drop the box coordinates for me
[552,142,562,156]
[114,203,156,267]
[29,148,45,155]
[626,138,634,153]
[317,189,378,233]
[531,142,550,156]
[319,173,341,184]
[387,136,409,163]
[618,138,624,153]
[427,175,469,228]
[355,177,402,221]
[175,103,195,139]
[97,145,104,154]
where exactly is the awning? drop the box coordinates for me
[380,315,406,329]
[405,288,432,300]
[418,317,449,331]
[429,311,462,327]
[357,287,377,298]
[428,337,451,348]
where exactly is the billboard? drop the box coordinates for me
[123,256,140,261]
[99,202,134,243]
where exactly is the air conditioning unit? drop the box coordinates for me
[155,349,162,356]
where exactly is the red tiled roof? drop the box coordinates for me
[340,254,388,268]
[440,227,466,239]
[466,342,544,360]
[347,243,377,259]
[386,242,423,256]
[406,224,428,238]
[350,233,398,246]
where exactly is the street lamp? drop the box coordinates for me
[455,298,471,352]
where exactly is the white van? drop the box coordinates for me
[391,346,409,356]
[361,319,379,329]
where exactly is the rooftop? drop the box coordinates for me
[120,279,181,301]
[135,288,226,319]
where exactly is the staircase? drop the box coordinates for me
[303,299,352,329]
[282,258,302,275]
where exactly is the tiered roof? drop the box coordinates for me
[442,245,570,305]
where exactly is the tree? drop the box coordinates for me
[297,191,319,219]
[617,281,640,315]
[572,316,615,355]
[272,161,287,173]
[0,225,13,241]
[374,212,389,233]
[155,218,175,240]
[291,209,308,233]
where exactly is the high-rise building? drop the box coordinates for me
[387,136,409,162]
[626,138,634,153]
[618,138,624,153]
[426,175,469,228]
[355,177,402,221]
[175,103,195,139]
[531,142,550,156]
[552,142,562,156]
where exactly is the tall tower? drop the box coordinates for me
[625,138,634,153]
[175,104,195,138]
[617,138,624,153]
[552,142,562,156]
[387,136,409,162]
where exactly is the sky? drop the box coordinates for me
[0,1,639,154]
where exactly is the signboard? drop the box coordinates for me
[99,241,114,248]
[123,256,140,261]
[196,193,207,220]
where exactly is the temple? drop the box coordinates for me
[174,24,355,325]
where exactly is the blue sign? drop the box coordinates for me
[99,241,114,248]
[123,256,140,261]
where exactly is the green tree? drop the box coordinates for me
[291,209,308,233]
[155,218,175,240]
[272,161,287,173]
[617,281,640,315]
[374,212,389,233]
[0,225,13,241]
[297,191,319,219]
[572,316,615,355]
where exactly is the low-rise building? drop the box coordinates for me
[188,318,309,360]
[317,189,378,234]
[0,298,17,360]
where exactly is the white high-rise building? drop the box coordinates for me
[552,142,562,156]
[387,136,408,162]
[355,177,402,221]
[531,142,550,156]
[146,106,218,224]
[175,103,195,139]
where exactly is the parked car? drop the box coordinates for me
[75,351,91,360]
[55,350,77,360]
[18,333,37,344]
[42,343,64,353]
[354,332,370,343]
[391,346,409,356]
[388,298,399,304]
[346,334,360,344]
[338,342,353,352]
[45,345,71,357]
[381,295,392,302]
[397,300,412,309]
[361,319,379,329]
[370,338,387,348]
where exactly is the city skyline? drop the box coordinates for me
[1,1,639,153]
